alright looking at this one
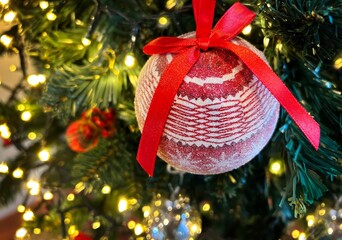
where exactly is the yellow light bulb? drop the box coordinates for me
[43,191,54,200]
[39,1,49,10]
[9,64,17,72]
[17,104,25,111]
[21,111,32,121]
[75,182,85,193]
[158,16,170,27]
[118,198,128,212]
[67,193,75,201]
[33,228,41,234]
[23,209,35,221]
[242,24,252,35]
[327,227,333,235]
[0,162,9,174]
[334,57,342,70]
[263,37,270,48]
[291,229,300,239]
[0,35,13,48]
[3,11,16,22]
[319,209,326,216]
[92,221,101,229]
[0,123,11,139]
[68,225,77,235]
[81,37,91,46]
[12,168,24,178]
[46,11,57,21]
[17,204,26,213]
[166,0,176,9]
[38,149,50,161]
[134,223,144,236]
[127,220,136,229]
[15,228,27,238]
[124,53,136,67]
[202,203,211,212]
[37,74,46,83]
[298,233,306,240]
[101,185,111,194]
[28,132,37,140]
[27,74,40,86]
[269,158,285,175]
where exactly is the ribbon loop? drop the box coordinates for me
[136,0,320,176]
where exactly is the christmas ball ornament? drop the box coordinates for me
[135,36,280,175]
[143,194,202,240]
[66,119,99,153]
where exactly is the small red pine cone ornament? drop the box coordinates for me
[66,119,100,153]
[135,36,280,175]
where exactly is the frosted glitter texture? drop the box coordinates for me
[135,36,280,175]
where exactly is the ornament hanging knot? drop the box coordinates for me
[197,37,210,51]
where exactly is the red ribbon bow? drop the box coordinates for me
[137,0,320,176]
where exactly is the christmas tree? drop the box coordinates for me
[0,0,341,239]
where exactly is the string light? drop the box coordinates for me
[166,0,176,9]
[127,220,136,230]
[142,205,150,217]
[134,223,144,236]
[27,179,40,195]
[15,228,28,238]
[38,149,50,161]
[0,123,11,139]
[9,64,17,72]
[291,229,300,239]
[21,111,32,121]
[0,162,9,174]
[68,225,79,237]
[3,11,17,22]
[242,24,252,35]
[39,1,49,10]
[201,202,211,212]
[67,193,75,201]
[33,228,41,234]
[17,204,26,213]
[92,221,101,229]
[319,208,326,216]
[23,209,35,221]
[0,35,13,48]
[81,37,91,46]
[17,104,25,111]
[298,233,306,240]
[334,57,342,70]
[118,198,128,212]
[27,74,46,86]
[158,16,170,28]
[12,167,24,178]
[269,158,285,175]
[28,132,37,140]
[101,184,111,194]
[306,215,315,227]
[46,11,57,21]
[75,182,85,193]
[124,53,136,67]
[43,191,54,200]
[327,227,333,235]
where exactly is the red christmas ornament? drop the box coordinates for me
[74,232,93,240]
[66,119,99,153]
[135,1,319,176]
[2,138,11,147]
[135,37,279,175]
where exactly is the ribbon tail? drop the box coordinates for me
[137,47,200,176]
[215,41,320,150]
